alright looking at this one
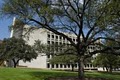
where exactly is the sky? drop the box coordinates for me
[0,18,13,40]
[0,0,13,40]
[0,0,84,40]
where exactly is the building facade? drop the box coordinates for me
[10,18,100,70]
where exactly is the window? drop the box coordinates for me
[60,64,63,68]
[60,36,62,39]
[60,42,62,45]
[56,42,58,45]
[63,37,65,40]
[87,64,89,67]
[48,34,50,38]
[47,41,50,44]
[47,55,50,58]
[68,64,70,68]
[52,41,54,44]
[73,38,75,42]
[76,39,77,42]
[63,43,65,45]
[64,64,66,68]
[56,36,58,39]
[90,64,92,67]
[47,63,50,68]
[75,64,77,68]
[52,64,54,68]
[52,35,54,39]
[56,64,58,68]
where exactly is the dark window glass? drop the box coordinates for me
[56,64,58,68]
[47,55,50,58]
[47,41,50,44]
[52,35,54,38]
[48,34,50,38]
[60,64,63,68]
[68,64,70,68]
[64,65,66,68]
[75,64,77,68]
[52,41,54,44]
[60,36,62,39]
[47,63,50,68]
[52,64,54,68]
[56,36,58,39]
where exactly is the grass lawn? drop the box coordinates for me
[0,67,120,80]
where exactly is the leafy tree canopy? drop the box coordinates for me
[0,37,38,68]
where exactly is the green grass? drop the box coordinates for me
[0,67,120,80]
[85,71,120,80]
[0,67,76,80]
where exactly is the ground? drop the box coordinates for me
[0,67,120,80]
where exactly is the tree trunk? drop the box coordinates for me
[106,68,108,72]
[12,59,19,68]
[78,57,84,80]
[109,65,113,73]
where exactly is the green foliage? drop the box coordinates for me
[49,54,77,64]
[93,53,119,67]
[93,53,120,72]
[11,19,25,29]
[93,40,120,72]
[33,40,47,53]
[0,37,38,67]
[0,0,63,23]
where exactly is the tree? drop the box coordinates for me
[50,55,78,71]
[93,40,120,73]
[0,0,120,79]
[93,53,120,73]
[0,40,5,66]
[0,37,38,68]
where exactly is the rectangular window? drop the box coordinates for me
[52,64,54,68]
[63,37,65,40]
[48,34,50,38]
[60,64,63,68]
[56,36,58,39]
[68,64,70,68]
[52,35,54,39]
[73,39,75,42]
[60,42,62,45]
[60,36,62,39]
[75,64,77,68]
[52,41,54,44]
[64,64,66,68]
[90,64,92,67]
[47,41,50,44]
[56,42,58,45]
[47,63,50,68]
[47,55,50,58]
[56,64,58,68]
[87,64,89,67]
